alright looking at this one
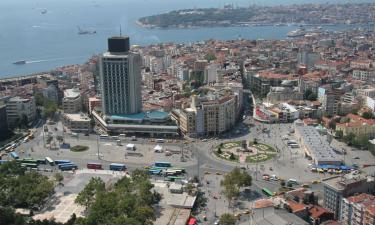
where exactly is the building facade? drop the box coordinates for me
[340,193,375,225]
[62,113,91,133]
[6,96,36,127]
[62,89,82,113]
[99,36,142,116]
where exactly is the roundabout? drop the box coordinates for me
[214,140,278,164]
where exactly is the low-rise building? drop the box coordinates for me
[336,113,375,138]
[62,113,91,133]
[323,175,375,219]
[340,193,375,225]
[266,86,303,104]
[294,121,342,165]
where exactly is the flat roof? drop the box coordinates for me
[63,113,90,122]
[295,125,341,163]
[64,89,80,99]
[110,110,170,121]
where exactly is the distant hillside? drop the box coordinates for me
[137,3,375,29]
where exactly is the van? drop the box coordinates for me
[156,139,165,143]
[131,136,137,141]
[287,179,298,185]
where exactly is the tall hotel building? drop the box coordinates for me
[99,36,142,115]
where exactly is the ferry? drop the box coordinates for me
[13,60,27,65]
[287,28,306,38]
[41,9,47,14]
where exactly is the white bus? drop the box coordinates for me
[45,157,54,165]
[99,134,109,139]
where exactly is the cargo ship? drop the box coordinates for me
[287,28,306,38]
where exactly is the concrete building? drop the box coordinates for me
[178,93,237,137]
[248,71,290,97]
[294,121,342,165]
[99,36,142,116]
[42,84,59,103]
[6,96,36,127]
[323,175,375,219]
[352,69,375,82]
[62,89,82,113]
[62,113,91,133]
[336,114,375,139]
[0,105,10,140]
[266,87,303,104]
[340,193,375,225]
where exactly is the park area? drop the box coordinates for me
[215,140,278,164]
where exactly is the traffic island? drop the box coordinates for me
[214,141,277,164]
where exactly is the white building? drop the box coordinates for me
[100,36,142,116]
[62,89,82,113]
[62,113,91,133]
[6,96,36,127]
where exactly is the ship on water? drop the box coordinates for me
[287,28,306,38]
[13,60,27,65]
[77,26,97,35]
[41,9,47,14]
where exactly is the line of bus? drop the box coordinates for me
[54,160,71,165]
[21,163,38,169]
[262,188,275,197]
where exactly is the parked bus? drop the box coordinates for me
[287,140,297,145]
[58,163,76,169]
[99,135,109,139]
[36,159,47,165]
[149,169,162,175]
[164,176,185,182]
[164,169,184,176]
[4,146,13,152]
[54,160,71,165]
[21,163,38,169]
[109,163,126,171]
[154,162,172,168]
[45,157,54,166]
[22,159,38,164]
[262,188,275,197]
[289,144,299,148]
[87,162,102,170]
[60,164,78,171]
[10,152,19,159]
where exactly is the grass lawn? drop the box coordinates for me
[70,145,89,152]
[246,153,275,163]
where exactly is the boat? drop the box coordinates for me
[287,28,306,38]
[13,60,27,65]
[77,26,97,35]
[41,9,47,14]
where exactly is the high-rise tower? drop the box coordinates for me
[99,36,142,115]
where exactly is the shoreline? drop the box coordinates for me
[136,21,375,30]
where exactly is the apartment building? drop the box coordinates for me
[62,89,82,113]
[6,96,36,127]
[340,193,375,225]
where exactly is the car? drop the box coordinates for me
[202,139,208,142]
[301,183,310,188]
[213,219,220,225]
[243,210,251,214]
[204,171,211,175]
[216,172,222,175]
[234,213,241,219]
[354,156,360,159]
[312,180,321,184]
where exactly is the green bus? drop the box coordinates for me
[164,176,185,182]
[262,188,275,197]
[22,159,38,164]
[21,163,38,169]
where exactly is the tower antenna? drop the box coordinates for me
[120,25,122,36]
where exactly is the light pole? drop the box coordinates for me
[96,135,100,160]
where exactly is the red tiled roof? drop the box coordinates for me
[254,199,273,209]
[287,200,306,213]
[309,206,331,219]
[347,193,375,203]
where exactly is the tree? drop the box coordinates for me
[280,180,286,187]
[219,213,236,225]
[217,147,222,154]
[328,120,336,130]
[204,53,216,62]
[54,173,64,186]
[220,168,252,206]
[362,111,374,119]
[307,92,317,101]
[229,153,235,160]
[335,130,343,139]
[75,177,105,209]
[34,92,45,106]
[42,100,57,119]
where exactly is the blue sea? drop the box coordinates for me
[0,0,373,78]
